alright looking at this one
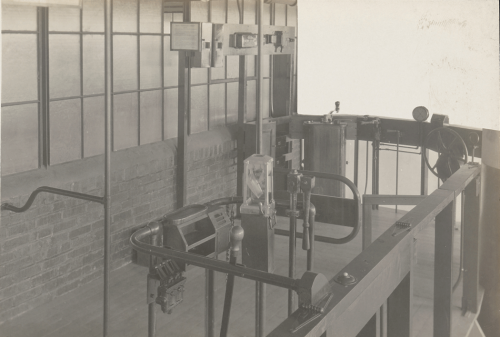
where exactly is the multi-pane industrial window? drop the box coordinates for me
[1,0,293,176]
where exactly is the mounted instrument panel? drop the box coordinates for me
[171,22,296,67]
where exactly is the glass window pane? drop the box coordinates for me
[247,56,255,77]
[140,90,162,144]
[227,0,240,24]
[113,92,138,150]
[246,80,256,122]
[263,78,270,119]
[211,61,225,80]
[113,35,138,92]
[226,56,239,79]
[190,1,208,22]
[163,13,172,34]
[262,55,270,78]
[244,0,256,24]
[83,96,104,157]
[274,4,286,26]
[287,5,297,27]
[263,3,271,25]
[49,7,80,32]
[210,83,225,129]
[226,82,238,124]
[83,0,104,32]
[50,99,82,165]
[140,36,162,89]
[211,0,226,24]
[2,4,37,31]
[83,96,105,157]
[83,34,105,95]
[140,0,162,33]
[190,85,208,134]
[164,36,178,87]
[191,68,208,85]
[2,34,38,104]
[113,0,137,33]
[49,34,81,99]
[1,104,38,175]
[164,88,178,139]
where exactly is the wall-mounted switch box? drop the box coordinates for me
[171,22,213,68]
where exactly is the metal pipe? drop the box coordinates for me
[256,0,263,155]
[1,186,104,213]
[256,282,266,337]
[206,269,215,337]
[103,0,112,335]
[148,229,159,337]
[288,191,297,316]
[354,139,359,187]
[264,0,297,5]
[130,227,300,291]
[274,167,362,244]
[306,206,316,271]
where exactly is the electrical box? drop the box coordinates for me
[170,22,213,68]
[212,24,225,68]
[303,121,346,197]
[162,204,232,271]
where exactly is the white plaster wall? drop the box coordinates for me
[298,0,499,130]
[298,0,499,214]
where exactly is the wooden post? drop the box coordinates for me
[387,270,413,337]
[462,176,480,313]
[433,199,456,337]
[362,201,372,250]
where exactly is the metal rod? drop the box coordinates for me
[103,0,112,335]
[220,256,236,337]
[288,191,297,316]
[256,282,266,337]
[206,269,215,337]
[148,230,159,337]
[130,227,300,291]
[306,206,316,271]
[354,139,359,187]
[396,132,400,213]
[256,0,263,154]
[1,186,104,213]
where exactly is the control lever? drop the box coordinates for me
[220,225,244,337]
[155,260,186,314]
[300,176,315,251]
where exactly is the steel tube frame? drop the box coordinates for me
[130,226,301,291]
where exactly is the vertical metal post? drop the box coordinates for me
[236,56,247,197]
[103,0,112,335]
[177,2,191,208]
[306,207,315,271]
[419,122,428,196]
[462,177,480,313]
[255,282,266,337]
[395,132,399,213]
[256,0,263,155]
[433,199,456,337]
[148,231,159,337]
[288,191,297,316]
[206,269,215,337]
[362,200,372,250]
[354,139,359,187]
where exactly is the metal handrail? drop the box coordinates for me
[1,186,104,213]
[274,167,362,244]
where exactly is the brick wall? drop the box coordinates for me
[0,128,237,324]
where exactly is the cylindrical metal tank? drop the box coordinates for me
[303,122,346,197]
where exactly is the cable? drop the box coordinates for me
[236,0,243,24]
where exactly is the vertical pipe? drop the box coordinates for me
[306,207,315,271]
[103,0,112,335]
[354,139,359,187]
[395,132,399,213]
[255,282,266,337]
[419,122,428,196]
[287,191,297,316]
[256,0,263,155]
[148,231,158,337]
[206,269,215,337]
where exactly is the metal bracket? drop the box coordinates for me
[391,221,412,237]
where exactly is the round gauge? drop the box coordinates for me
[412,106,429,122]
[469,132,480,145]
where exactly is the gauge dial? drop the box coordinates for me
[412,106,429,122]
